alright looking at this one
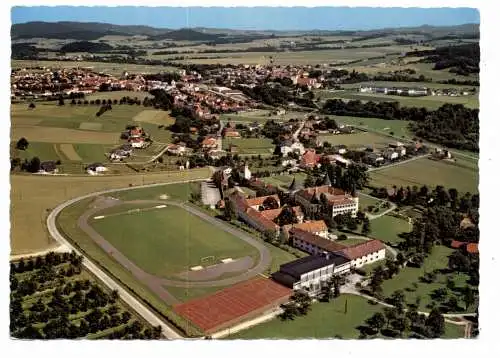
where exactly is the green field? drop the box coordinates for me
[358,193,384,211]
[328,115,412,138]
[260,173,307,190]
[369,156,479,194]
[341,81,479,91]
[228,293,464,339]
[86,91,152,101]
[318,90,478,110]
[222,137,274,155]
[221,110,308,124]
[319,131,393,149]
[112,182,199,202]
[381,245,477,313]
[91,204,260,278]
[367,215,410,245]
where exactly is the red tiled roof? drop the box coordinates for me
[246,207,280,231]
[339,240,385,260]
[451,240,479,254]
[260,206,303,221]
[296,185,347,201]
[245,194,280,208]
[284,220,328,234]
[301,150,317,167]
[290,228,347,253]
[466,243,479,254]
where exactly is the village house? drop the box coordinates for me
[201,137,219,151]
[280,141,305,156]
[300,149,320,169]
[39,161,58,174]
[337,240,386,269]
[282,220,329,240]
[166,143,188,156]
[289,228,347,256]
[294,185,359,218]
[130,137,148,149]
[86,163,108,175]
[260,206,304,223]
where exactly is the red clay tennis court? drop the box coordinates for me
[173,277,292,334]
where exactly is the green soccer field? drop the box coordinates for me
[90,204,260,278]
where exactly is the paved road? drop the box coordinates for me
[46,178,211,339]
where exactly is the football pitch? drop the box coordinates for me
[90,204,260,278]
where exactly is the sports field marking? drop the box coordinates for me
[155,205,167,209]
[94,216,105,220]
[221,258,234,263]
[79,122,103,131]
[94,204,168,220]
[59,144,82,161]
[190,266,204,271]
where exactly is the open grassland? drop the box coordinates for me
[357,194,384,211]
[325,115,411,138]
[11,125,120,145]
[222,137,274,155]
[369,156,479,194]
[318,90,479,109]
[86,91,152,101]
[11,60,178,76]
[341,80,478,90]
[221,110,308,123]
[133,110,176,126]
[161,46,414,66]
[367,215,410,245]
[318,131,393,149]
[91,205,260,278]
[228,293,464,339]
[381,245,477,313]
[10,168,211,255]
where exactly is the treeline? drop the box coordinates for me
[60,41,113,53]
[11,43,39,60]
[238,83,291,106]
[406,43,479,76]
[322,100,478,151]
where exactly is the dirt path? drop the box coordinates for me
[77,199,272,305]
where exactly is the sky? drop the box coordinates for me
[11,6,479,31]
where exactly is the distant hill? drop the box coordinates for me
[148,28,225,41]
[60,41,114,53]
[11,43,39,59]
[11,21,171,40]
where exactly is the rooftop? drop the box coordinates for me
[278,254,350,279]
[338,240,385,260]
[290,228,347,253]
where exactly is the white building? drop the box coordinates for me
[271,254,351,293]
[280,141,305,157]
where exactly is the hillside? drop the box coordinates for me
[11,21,171,40]
[148,28,225,41]
[60,41,114,53]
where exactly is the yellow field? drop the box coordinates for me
[11,125,120,144]
[59,144,82,161]
[10,168,211,255]
[133,110,176,125]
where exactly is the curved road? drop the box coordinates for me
[46,178,212,339]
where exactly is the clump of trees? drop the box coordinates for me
[279,290,312,320]
[10,251,162,340]
[16,137,29,150]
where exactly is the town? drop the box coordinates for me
[9,7,481,344]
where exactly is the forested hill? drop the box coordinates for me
[148,28,225,41]
[60,41,113,53]
[406,43,479,76]
[11,21,170,40]
[322,100,479,152]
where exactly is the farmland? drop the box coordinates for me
[369,156,479,194]
[10,251,158,339]
[10,167,211,255]
[90,204,260,278]
[318,131,393,150]
[228,294,464,339]
[327,115,411,138]
[317,90,479,110]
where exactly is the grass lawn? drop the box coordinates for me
[259,173,307,190]
[90,205,260,278]
[11,141,61,162]
[358,193,384,211]
[10,167,210,255]
[318,131,393,150]
[72,143,110,163]
[228,292,465,339]
[368,215,410,245]
[264,243,307,274]
[324,115,412,138]
[369,156,479,194]
[112,182,199,202]
[222,138,274,155]
[320,90,478,110]
[380,245,477,313]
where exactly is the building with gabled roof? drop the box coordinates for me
[337,240,386,268]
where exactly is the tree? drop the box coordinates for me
[58,97,65,106]
[463,286,476,310]
[290,290,312,316]
[389,290,406,313]
[223,198,237,221]
[274,205,298,226]
[261,196,279,210]
[369,266,385,296]
[425,308,445,338]
[28,102,36,109]
[16,137,29,150]
[28,157,41,173]
[365,312,386,334]
[361,219,371,235]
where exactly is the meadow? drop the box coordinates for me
[228,293,464,339]
[10,167,211,255]
[318,90,479,110]
[318,131,394,150]
[222,137,274,155]
[369,156,479,194]
[91,205,260,278]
